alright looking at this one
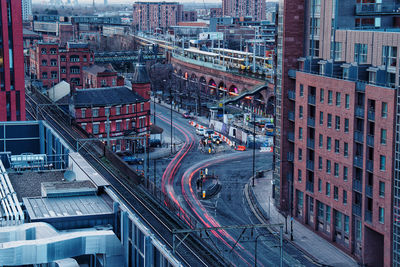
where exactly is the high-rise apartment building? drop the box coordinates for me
[133,2,184,32]
[222,0,266,21]
[21,0,32,21]
[0,0,25,121]
[275,0,400,266]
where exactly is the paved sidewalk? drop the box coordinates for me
[245,171,359,267]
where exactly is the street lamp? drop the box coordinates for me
[252,100,256,187]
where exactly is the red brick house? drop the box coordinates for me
[83,64,124,89]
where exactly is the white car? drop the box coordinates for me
[196,128,205,136]
[204,129,214,138]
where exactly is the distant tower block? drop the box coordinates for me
[104,0,108,5]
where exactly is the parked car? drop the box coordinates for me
[196,128,205,136]
[150,139,162,148]
[182,112,192,119]
[122,156,144,165]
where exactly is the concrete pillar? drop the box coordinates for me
[144,236,153,266]
[55,138,61,169]
[46,128,53,163]
[39,122,45,154]
[121,211,129,267]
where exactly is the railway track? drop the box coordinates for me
[25,88,228,267]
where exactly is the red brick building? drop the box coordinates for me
[222,0,265,21]
[71,86,150,151]
[83,65,123,89]
[0,0,26,121]
[30,42,94,89]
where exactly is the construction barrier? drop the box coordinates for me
[189,120,235,147]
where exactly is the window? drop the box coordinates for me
[93,124,99,134]
[379,181,385,197]
[51,71,57,79]
[335,139,340,153]
[319,134,323,148]
[335,116,340,131]
[381,129,387,145]
[116,121,121,131]
[344,215,349,234]
[81,124,86,131]
[126,105,129,114]
[81,109,86,118]
[334,186,338,200]
[101,80,107,86]
[327,114,332,128]
[328,90,333,104]
[381,102,387,118]
[318,156,323,170]
[42,72,47,79]
[335,210,342,228]
[299,127,303,140]
[300,84,304,96]
[343,190,347,205]
[344,118,349,133]
[380,155,386,171]
[60,55,66,62]
[320,88,324,103]
[70,66,80,74]
[369,71,376,84]
[132,104,136,113]
[318,179,322,192]
[41,48,46,54]
[343,68,349,79]
[326,206,331,223]
[116,106,121,115]
[326,182,331,196]
[298,148,303,161]
[379,207,384,223]
[41,59,47,66]
[354,43,368,64]
[61,67,66,73]
[318,201,324,218]
[112,78,116,86]
[319,111,323,125]
[50,59,57,66]
[343,166,348,181]
[126,120,130,130]
[299,106,303,118]
[298,169,302,182]
[345,94,350,109]
[92,109,99,117]
[336,92,341,107]
[382,46,397,67]
[333,42,342,60]
[327,137,331,151]
[70,55,80,62]
[356,220,362,240]
[334,163,339,177]
[105,107,110,116]
[344,142,348,157]
[141,103,144,112]
[326,160,331,173]
[50,48,57,54]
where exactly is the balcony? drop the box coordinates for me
[352,204,362,217]
[306,160,315,171]
[365,184,373,198]
[367,135,374,147]
[307,117,315,127]
[287,152,294,162]
[368,110,375,121]
[356,81,366,92]
[354,131,364,143]
[353,179,362,192]
[288,111,295,122]
[365,210,372,223]
[306,181,314,193]
[355,106,365,118]
[307,138,315,149]
[355,3,400,15]
[308,95,316,105]
[354,156,363,168]
[288,132,295,142]
[288,69,296,79]
[366,160,374,172]
[288,90,296,100]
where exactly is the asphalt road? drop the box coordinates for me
[150,103,316,267]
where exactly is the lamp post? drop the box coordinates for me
[252,100,256,187]
[170,81,173,154]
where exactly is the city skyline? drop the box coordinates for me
[32,0,224,4]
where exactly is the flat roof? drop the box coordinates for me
[23,194,113,220]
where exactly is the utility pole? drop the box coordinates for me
[252,103,256,187]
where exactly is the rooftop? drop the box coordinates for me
[72,86,147,107]
[83,65,116,75]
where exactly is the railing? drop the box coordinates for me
[306,160,314,171]
[354,156,363,168]
[366,160,374,172]
[352,204,362,217]
[368,110,375,121]
[308,95,316,105]
[306,181,314,193]
[353,179,362,192]
[354,131,364,143]
[356,2,400,15]
[365,210,372,223]
[288,111,295,121]
[288,90,296,100]
[287,152,294,162]
[365,184,373,198]
[307,138,315,149]
[307,117,315,127]
[288,132,295,142]
[367,135,374,147]
[355,106,365,118]
[356,81,366,92]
